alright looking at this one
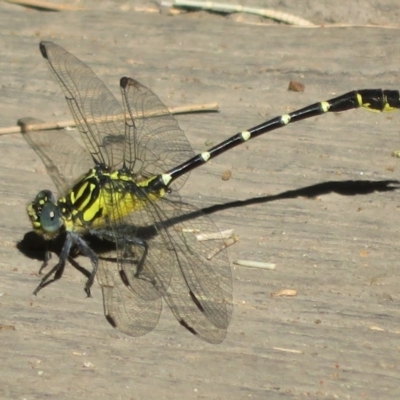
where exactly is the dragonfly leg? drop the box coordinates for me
[37,243,52,275]
[33,233,72,295]
[74,233,99,297]
[117,235,149,279]
[131,237,148,278]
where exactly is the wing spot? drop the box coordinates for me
[190,290,205,313]
[119,269,130,287]
[179,319,198,336]
[105,314,117,328]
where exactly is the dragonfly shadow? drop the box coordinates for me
[172,178,400,226]
[17,229,117,278]
[17,178,400,268]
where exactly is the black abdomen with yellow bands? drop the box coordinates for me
[159,89,400,187]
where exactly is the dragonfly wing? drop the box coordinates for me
[117,190,233,343]
[40,41,125,169]
[96,180,176,302]
[160,200,233,343]
[23,128,94,195]
[96,249,162,337]
[87,170,232,342]
[93,183,172,336]
[120,77,194,190]
[164,268,229,344]
[109,198,232,343]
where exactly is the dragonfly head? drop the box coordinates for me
[27,190,63,239]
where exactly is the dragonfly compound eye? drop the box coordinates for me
[40,202,63,234]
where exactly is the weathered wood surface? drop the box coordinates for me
[1,2,400,399]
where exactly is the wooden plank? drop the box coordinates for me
[1,4,400,399]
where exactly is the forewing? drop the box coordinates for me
[120,77,194,190]
[23,127,94,195]
[40,41,125,168]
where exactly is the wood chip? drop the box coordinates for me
[206,236,238,260]
[5,0,84,11]
[0,325,16,331]
[162,0,316,27]
[271,289,297,297]
[288,80,305,92]
[273,347,303,354]
[370,326,384,332]
[197,229,234,241]
[233,260,276,270]
[221,170,232,181]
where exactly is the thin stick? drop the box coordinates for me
[162,0,316,27]
[0,102,219,136]
[5,0,85,11]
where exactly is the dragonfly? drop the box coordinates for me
[24,41,400,343]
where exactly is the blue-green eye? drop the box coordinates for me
[40,202,62,233]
